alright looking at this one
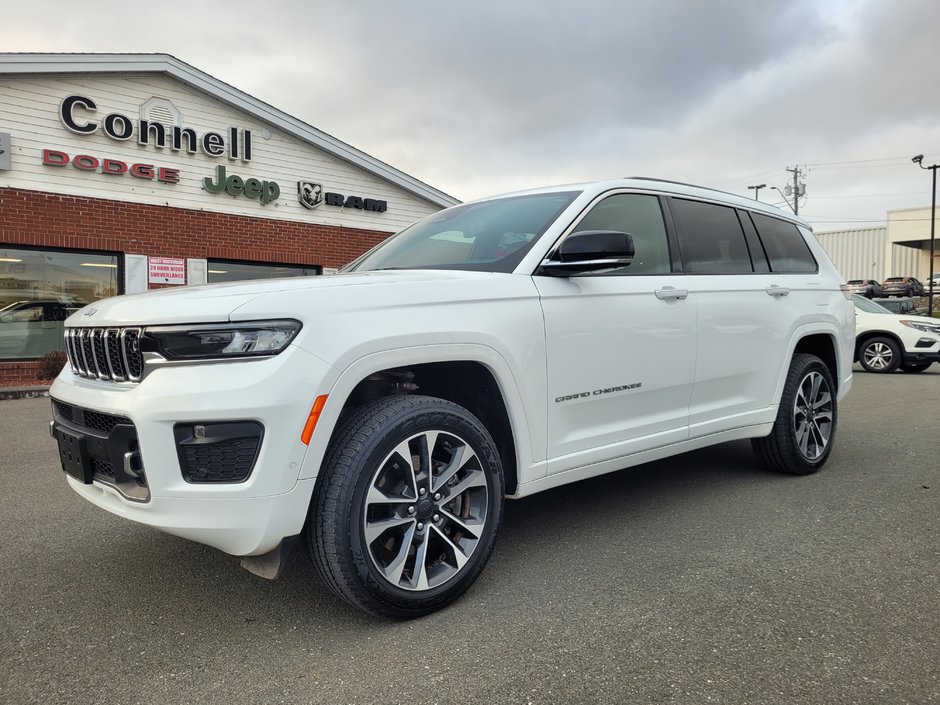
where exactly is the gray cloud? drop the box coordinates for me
[3,0,939,228]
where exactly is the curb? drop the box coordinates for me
[0,386,51,401]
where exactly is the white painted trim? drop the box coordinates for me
[187,258,207,286]
[124,254,148,293]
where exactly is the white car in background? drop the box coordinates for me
[853,295,940,373]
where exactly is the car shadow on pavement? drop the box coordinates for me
[40,438,786,629]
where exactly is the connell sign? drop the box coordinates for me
[59,95,254,161]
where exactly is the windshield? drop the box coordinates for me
[853,295,891,313]
[346,192,579,273]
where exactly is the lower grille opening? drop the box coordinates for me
[51,399,149,501]
[91,458,115,480]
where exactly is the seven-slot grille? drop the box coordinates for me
[65,327,144,382]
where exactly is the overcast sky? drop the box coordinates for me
[5,0,940,232]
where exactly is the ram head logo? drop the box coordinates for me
[298,181,323,210]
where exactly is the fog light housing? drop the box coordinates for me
[173,421,264,483]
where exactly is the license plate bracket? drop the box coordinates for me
[55,426,92,483]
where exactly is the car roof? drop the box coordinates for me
[463,177,809,229]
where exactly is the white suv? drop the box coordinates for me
[50,178,854,617]
[853,295,940,372]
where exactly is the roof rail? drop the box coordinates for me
[624,176,744,201]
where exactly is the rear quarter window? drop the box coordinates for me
[750,213,818,273]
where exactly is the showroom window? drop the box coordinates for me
[206,260,322,284]
[0,246,120,360]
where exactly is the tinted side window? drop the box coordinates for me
[671,198,753,273]
[750,213,818,273]
[572,193,670,275]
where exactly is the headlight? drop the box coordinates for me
[142,320,302,360]
[900,320,940,335]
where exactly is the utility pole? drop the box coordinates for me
[786,166,804,215]
[772,166,806,215]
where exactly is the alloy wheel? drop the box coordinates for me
[792,371,833,461]
[362,430,489,591]
[863,342,894,370]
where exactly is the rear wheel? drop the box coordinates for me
[308,395,504,618]
[859,336,901,373]
[752,353,836,475]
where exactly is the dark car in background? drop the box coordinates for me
[882,277,925,297]
[873,297,918,315]
[846,279,884,298]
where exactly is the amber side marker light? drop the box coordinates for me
[301,395,329,445]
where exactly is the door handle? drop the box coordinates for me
[765,285,790,297]
[654,286,689,301]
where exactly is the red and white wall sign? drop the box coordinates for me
[148,256,186,285]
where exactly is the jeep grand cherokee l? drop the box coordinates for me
[50,178,854,617]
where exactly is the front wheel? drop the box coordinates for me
[308,395,504,618]
[859,336,901,373]
[752,353,837,475]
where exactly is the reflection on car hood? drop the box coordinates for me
[64,270,515,327]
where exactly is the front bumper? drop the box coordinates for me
[902,351,940,365]
[64,473,317,555]
[49,344,336,555]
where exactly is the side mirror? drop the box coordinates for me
[537,230,635,276]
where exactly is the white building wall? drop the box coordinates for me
[814,227,887,281]
[888,243,923,279]
[887,207,934,279]
[0,75,441,233]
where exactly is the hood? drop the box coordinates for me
[66,270,519,327]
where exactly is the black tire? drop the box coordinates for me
[858,336,901,373]
[900,362,932,373]
[752,353,837,475]
[307,394,504,618]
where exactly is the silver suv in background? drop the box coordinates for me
[846,279,883,299]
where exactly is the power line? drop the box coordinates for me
[802,191,926,200]
[803,156,914,167]
[803,215,935,222]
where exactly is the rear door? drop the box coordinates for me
[670,199,812,437]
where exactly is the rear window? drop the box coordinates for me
[847,280,863,285]
[750,213,817,273]
[671,198,753,274]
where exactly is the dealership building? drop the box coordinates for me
[0,53,457,386]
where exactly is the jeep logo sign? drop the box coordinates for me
[203,165,279,205]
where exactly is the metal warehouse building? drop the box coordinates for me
[0,53,457,386]
[815,207,935,282]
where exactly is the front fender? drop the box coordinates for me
[297,343,543,487]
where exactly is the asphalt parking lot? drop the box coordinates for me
[1,366,938,705]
